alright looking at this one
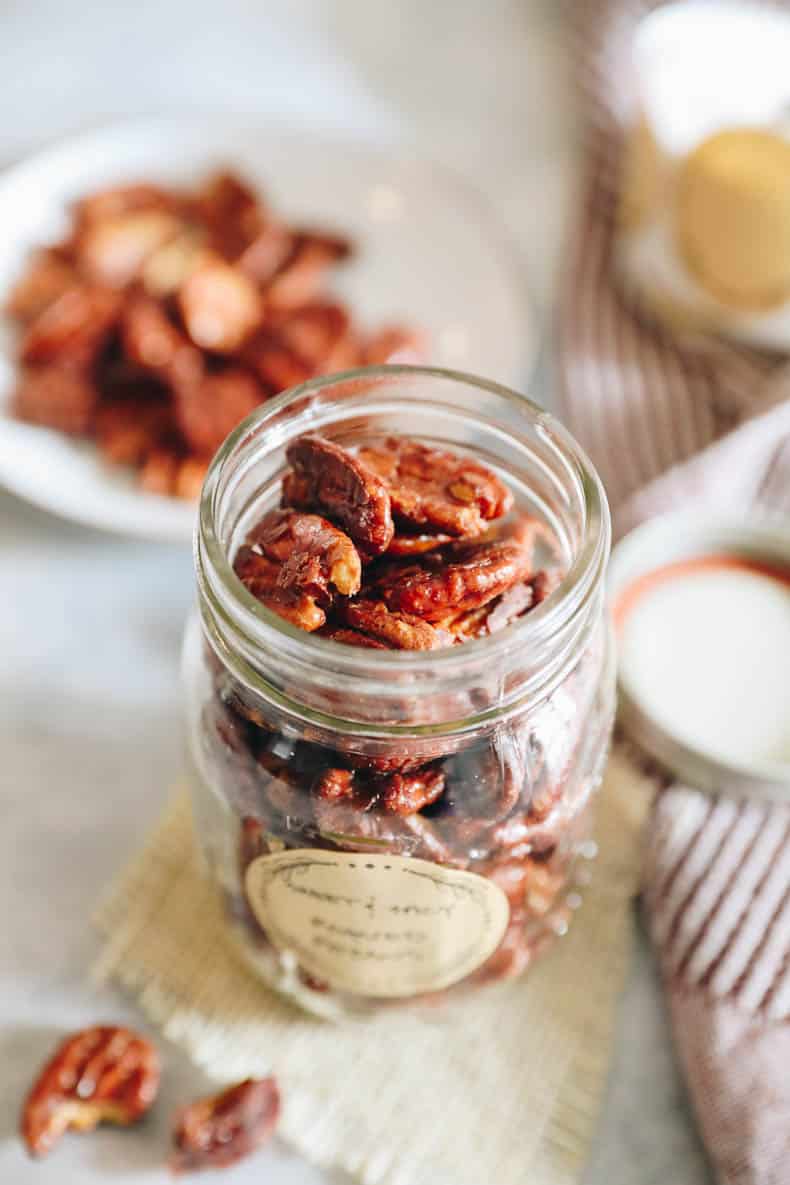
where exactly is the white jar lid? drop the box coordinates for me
[608,513,790,800]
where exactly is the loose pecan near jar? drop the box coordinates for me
[183,366,614,1018]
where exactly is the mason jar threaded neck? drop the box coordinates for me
[195,365,610,739]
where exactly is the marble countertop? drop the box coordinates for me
[0,1,713,1181]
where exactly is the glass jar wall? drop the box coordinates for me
[183,366,614,1018]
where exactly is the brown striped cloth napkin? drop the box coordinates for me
[557,2,790,1183]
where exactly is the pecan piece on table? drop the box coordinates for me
[340,597,450,650]
[282,434,394,556]
[20,1026,161,1159]
[371,539,534,622]
[170,1077,280,1174]
[357,437,513,538]
[13,364,98,436]
[178,255,262,353]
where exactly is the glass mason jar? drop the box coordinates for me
[183,366,614,1019]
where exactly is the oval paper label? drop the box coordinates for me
[245,850,510,998]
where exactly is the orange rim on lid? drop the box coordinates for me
[608,513,790,800]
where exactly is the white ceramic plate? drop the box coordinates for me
[0,116,534,542]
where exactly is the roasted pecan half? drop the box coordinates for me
[282,434,394,557]
[172,366,262,457]
[264,231,351,309]
[178,255,262,353]
[170,1077,280,1173]
[379,767,445,815]
[13,364,98,436]
[250,508,361,602]
[357,438,513,538]
[74,183,176,227]
[76,209,180,287]
[21,1026,161,1158]
[341,598,450,650]
[20,284,120,366]
[6,249,77,324]
[371,539,534,621]
[233,545,326,631]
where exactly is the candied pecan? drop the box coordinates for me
[204,693,267,822]
[361,326,428,365]
[313,767,355,800]
[170,1077,280,1174]
[379,767,445,815]
[121,294,199,376]
[172,366,261,456]
[480,858,529,910]
[141,228,206,297]
[77,209,180,287]
[319,625,392,649]
[250,508,361,601]
[74,182,176,226]
[20,284,120,365]
[341,598,450,650]
[192,170,265,259]
[531,567,563,606]
[282,434,394,556]
[255,732,319,830]
[484,580,535,632]
[95,399,174,467]
[178,256,262,352]
[387,530,453,556]
[233,545,326,631]
[138,447,182,495]
[238,224,295,285]
[439,579,535,641]
[313,779,379,842]
[242,333,312,392]
[271,302,351,371]
[440,739,524,825]
[265,231,351,309]
[372,539,534,621]
[6,249,77,323]
[21,1026,160,1159]
[357,438,513,538]
[13,364,98,436]
[174,455,209,499]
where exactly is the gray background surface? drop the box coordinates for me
[1,2,712,1181]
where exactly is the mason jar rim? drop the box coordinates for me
[195,364,610,734]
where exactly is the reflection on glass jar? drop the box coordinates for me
[182,366,614,1018]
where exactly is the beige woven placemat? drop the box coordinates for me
[94,748,651,1185]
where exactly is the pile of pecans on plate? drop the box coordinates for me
[20,1024,280,1172]
[6,172,424,498]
